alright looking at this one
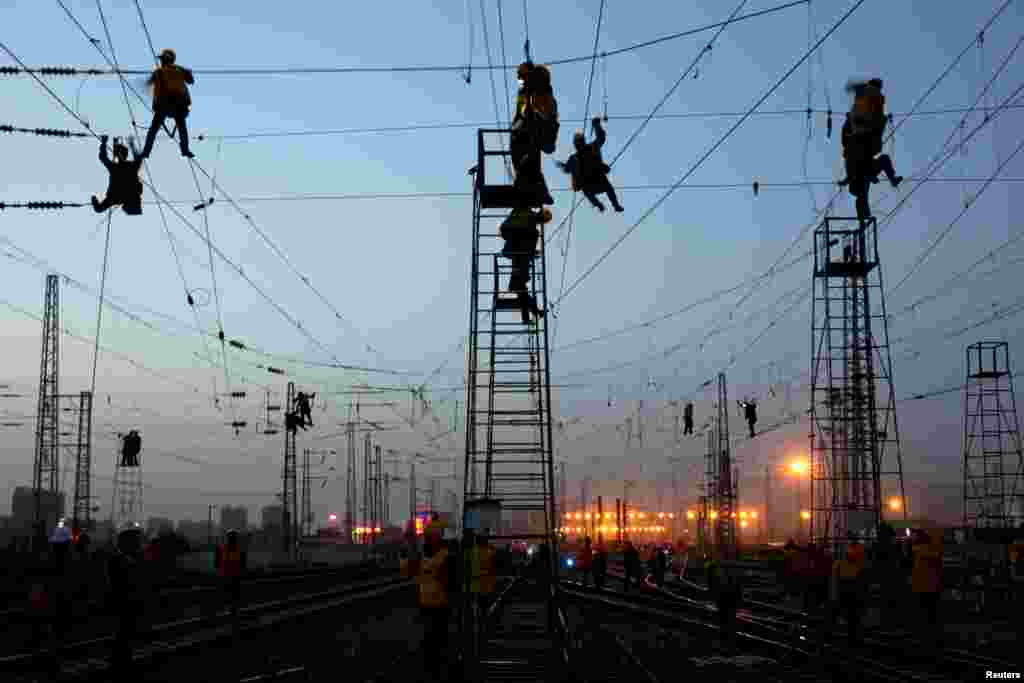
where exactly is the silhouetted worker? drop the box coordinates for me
[838,78,902,223]
[577,536,593,587]
[593,543,608,589]
[708,557,742,651]
[873,524,904,626]
[107,526,146,682]
[911,527,944,652]
[683,402,694,436]
[120,430,142,467]
[294,391,315,427]
[215,530,246,638]
[833,540,868,645]
[500,206,551,324]
[740,399,757,438]
[556,118,623,213]
[623,541,640,591]
[140,48,194,159]
[92,136,144,215]
[511,62,557,205]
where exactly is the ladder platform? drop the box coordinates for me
[480,184,548,210]
[817,261,877,278]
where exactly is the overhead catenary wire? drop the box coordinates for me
[554,0,866,307]
[10,0,810,78]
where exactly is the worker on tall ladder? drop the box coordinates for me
[500,205,551,324]
[92,136,144,215]
[839,78,903,224]
[683,402,694,436]
[417,525,453,680]
[740,399,757,438]
[216,530,246,636]
[555,118,624,213]
[511,62,557,206]
[140,49,195,159]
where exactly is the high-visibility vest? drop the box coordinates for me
[479,546,497,594]
[417,548,450,609]
[218,545,242,578]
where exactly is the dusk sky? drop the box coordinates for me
[2,0,1022,529]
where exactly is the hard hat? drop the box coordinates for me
[119,523,143,536]
[159,48,176,63]
[573,130,585,142]
[517,62,532,79]
[49,526,72,544]
[540,209,553,224]
[225,529,240,541]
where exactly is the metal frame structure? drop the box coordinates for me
[282,381,297,554]
[69,391,94,532]
[33,274,61,540]
[809,216,906,557]
[963,341,1024,531]
[711,373,736,558]
[112,435,143,530]
[463,129,558,649]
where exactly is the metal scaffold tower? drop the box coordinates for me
[68,391,94,533]
[463,129,557,552]
[963,342,1024,531]
[301,447,312,538]
[705,373,736,559]
[345,417,357,541]
[810,216,906,556]
[112,433,143,529]
[281,381,297,554]
[33,274,61,540]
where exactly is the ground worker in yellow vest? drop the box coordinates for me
[418,526,454,679]
[215,530,246,634]
[831,540,868,645]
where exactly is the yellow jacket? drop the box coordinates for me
[417,548,450,609]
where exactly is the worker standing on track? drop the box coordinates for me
[911,527,944,653]
[622,541,640,591]
[593,542,608,589]
[872,523,904,627]
[707,557,741,652]
[832,540,868,645]
[216,529,247,638]
[577,536,593,587]
[417,526,453,681]
[654,545,667,588]
[107,526,147,682]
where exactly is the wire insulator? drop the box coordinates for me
[752,181,759,197]
[826,109,833,139]
[230,421,248,428]
[228,339,246,350]
[218,330,225,343]
[186,293,195,306]
[230,391,247,398]
[0,201,85,210]
[267,367,285,375]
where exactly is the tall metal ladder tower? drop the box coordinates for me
[462,129,559,655]
[281,381,297,555]
[69,391,94,534]
[112,433,144,530]
[963,342,1024,531]
[810,217,906,556]
[33,274,61,543]
[706,372,736,559]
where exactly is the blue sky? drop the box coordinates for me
[2,0,1023,528]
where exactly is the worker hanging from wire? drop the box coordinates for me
[555,117,623,213]
[510,62,557,206]
[139,49,195,159]
[738,398,757,438]
[293,391,315,428]
[683,402,694,436]
[91,136,144,215]
[836,78,902,223]
[500,204,551,324]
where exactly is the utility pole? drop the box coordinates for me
[70,391,94,535]
[765,464,773,545]
[281,382,297,556]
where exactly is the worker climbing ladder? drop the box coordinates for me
[462,129,559,675]
[809,216,906,558]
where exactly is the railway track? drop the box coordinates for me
[1,574,413,682]
[564,571,975,683]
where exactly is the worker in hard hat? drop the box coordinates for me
[417,524,454,679]
[107,525,147,679]
[556,118,624,213]
[500,206,551,324]
[140,48,195,159]
[838,78,902,223]
[911,526,944,652]
[216,530,247,634]
[832,540,868,645]
[510,62,557,206]
[92,136,144,215]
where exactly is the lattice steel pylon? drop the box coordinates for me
[810,216,906,557]
[281,381,297,555]
[707,373,736,559]
[463,129,557,563]
[69,392,94,532]
[33,274,61,540]
[963,342,1024,531]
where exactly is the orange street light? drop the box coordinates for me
[789,460,808,475]
[686,510,696,520]
[888,497,902,511]
[800,510,811,521]
[740,520,749,529]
